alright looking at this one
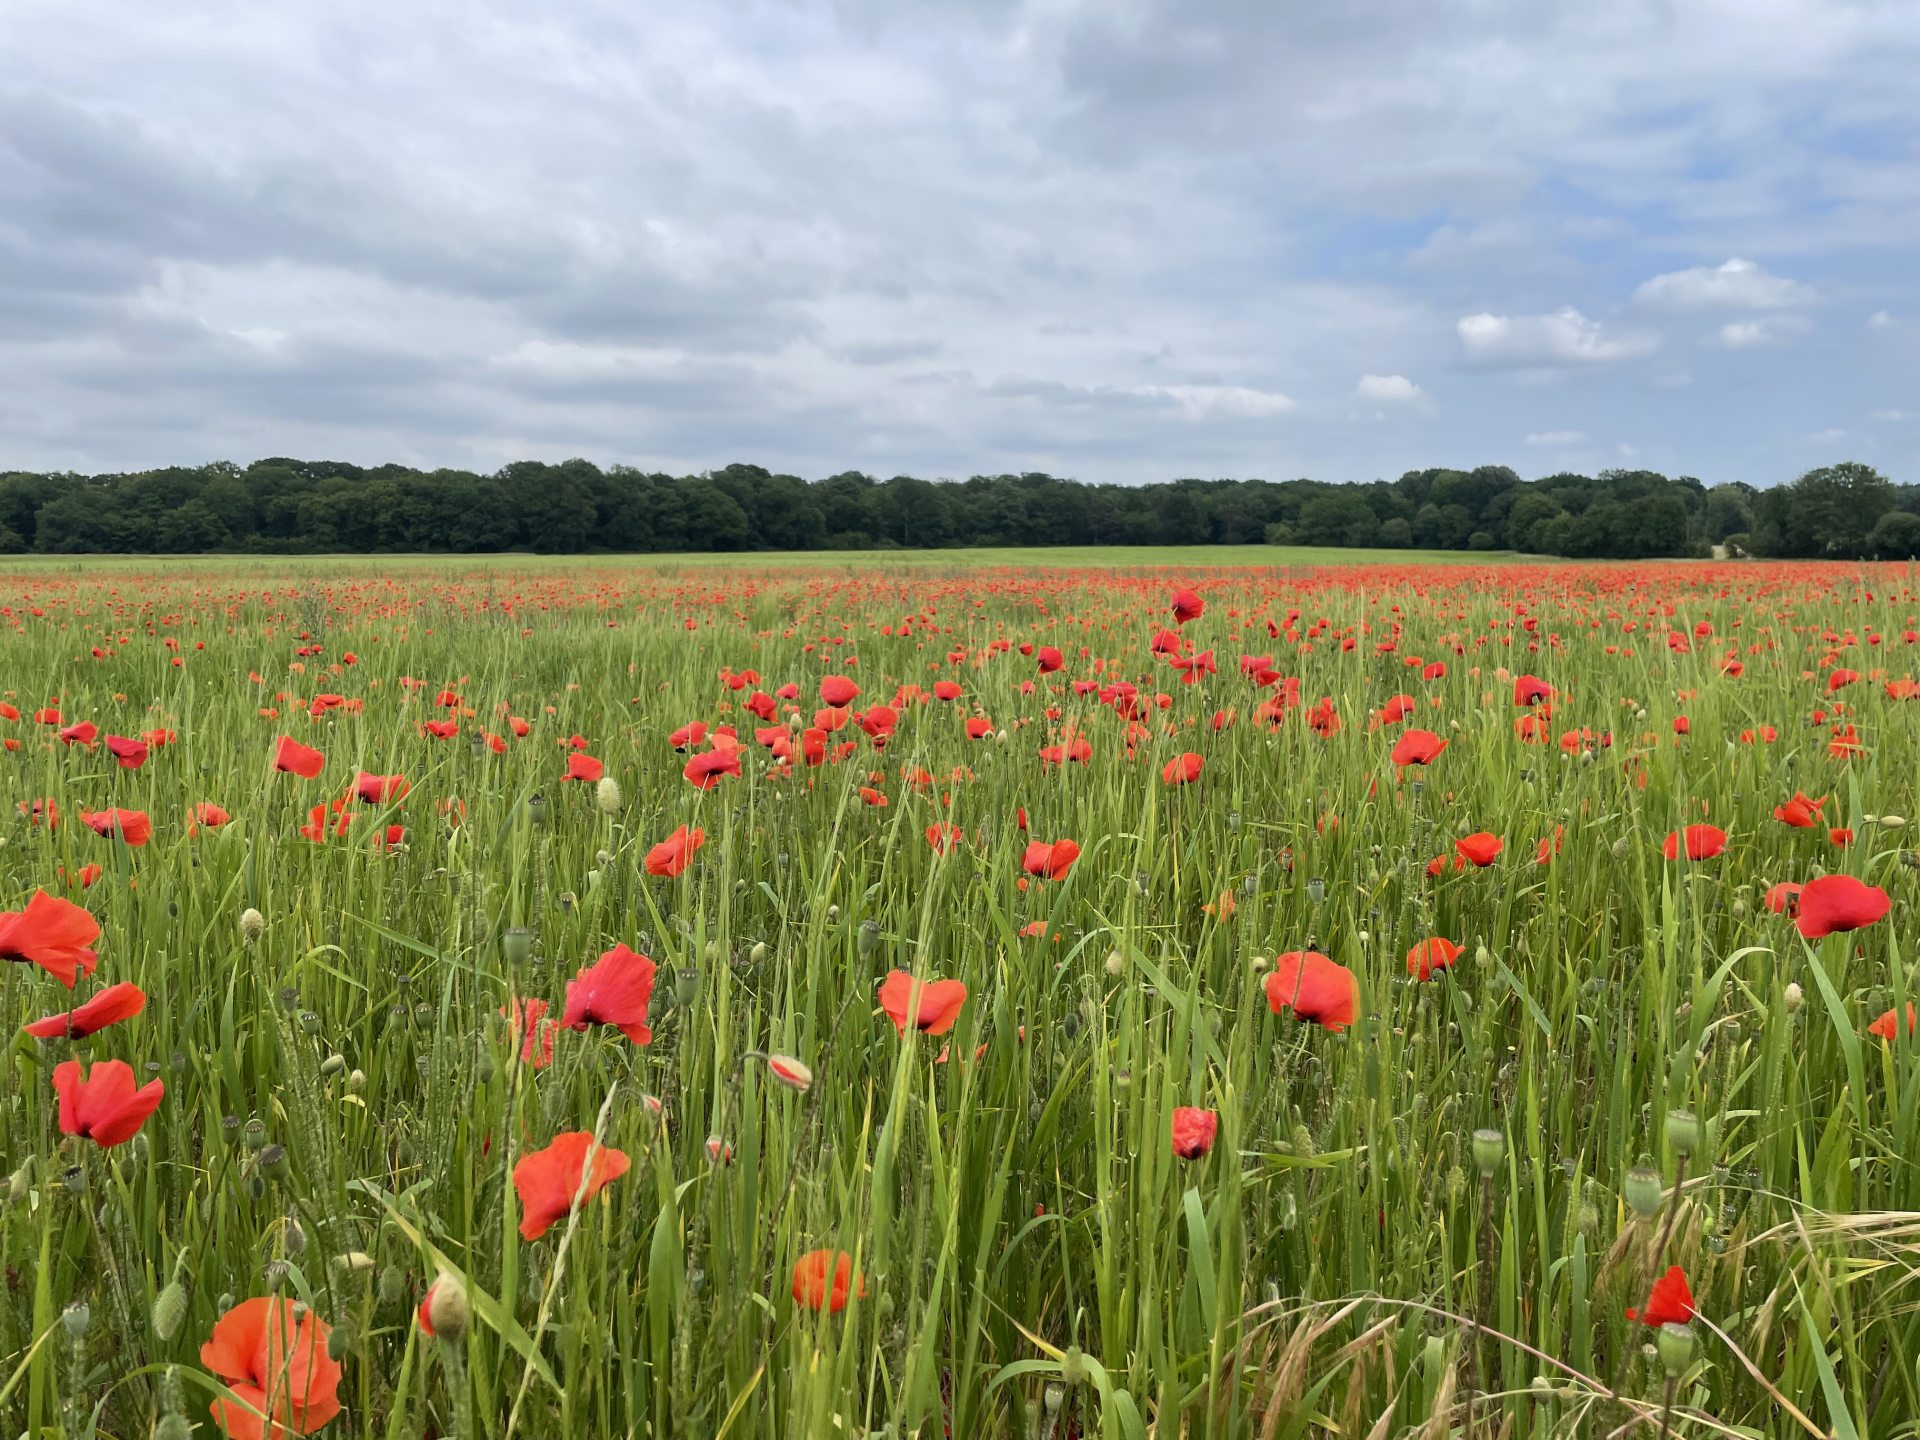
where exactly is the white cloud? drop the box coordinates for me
[1632,257,1815,312]
[1524,429,1589,445]
[1868,310,1895,329]
[1354,373,1424,402]
[1870,408,1907,421]
[1810,427,1848,443]
[1144,384,1296,419]
[1457,309,1659,368]
[1713,314,1810,348]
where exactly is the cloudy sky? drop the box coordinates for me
[4,1,1917,486]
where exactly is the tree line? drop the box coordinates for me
[1,457,1915,559]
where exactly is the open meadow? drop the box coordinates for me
[2,552,1917,1439]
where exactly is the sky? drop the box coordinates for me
[3,0,1918,488]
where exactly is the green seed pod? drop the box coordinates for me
[258,1145,290,1182]
[502,927,533,965]
[675,968,699,1008]
[1666,1108,1700,1158]
[151,1281,189,1342]
[62,1301,90,1339]
[526,793,548,828]
[857,919,881,956]
[475,1052,497,1084]
[1625,1166,1664,1217]
[243,1119,267,1152]
[1471,1128,1506,1178]
[1656,1322,1696,1377]
[326,1315,354,1361]
[299,1010,322,1035]
[377,1265,407,1309]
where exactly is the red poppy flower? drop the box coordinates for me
[1406,937,1463,981]
[1390,729,1447,767]
[1868,1003,1917,1041]
[644,824,705,877]
[52,1059,164,1147]
[1626,1265,1695,1326]
[201,1296,343,1440]
[82,808,152,847]
[271,736,325,779]
[58,720,99,747]
[1662,824,1726,861]
[1795,874,1890,939]
[353,772,409,804]
[561,943,657,1045]
[1171,1106,1219,1159]
[1454,832,1503,867]
[1772,792,1824,828]
[563,752,604,783]
[1264,951,1358,1031]
[1764,882,1802,917]
[1161,752,1204,785]
[1171,589,1204,625]
[512,1131,630,1240]
[877,970,968,1035]
[24,981,146,1038]
[819,676,861,707]
[668,720,708,750]
[1021,838,1080,880]
[683,749,742,788]
[0,889,101,988]
[925,822,965,853]
[105,734,149,770]
[792,1249,867,1313]
[1036,645,1064,673]
[1512,675,1553,706]
[190,802,232,834]
[503,997,558,1068]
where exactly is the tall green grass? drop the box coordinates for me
[1,559,1915,1438]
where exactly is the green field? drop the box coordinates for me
[1,555,1912,1439]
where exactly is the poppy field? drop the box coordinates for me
[4,555,1919,1439]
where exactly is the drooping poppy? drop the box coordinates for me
[105,734,149,770]
[877,970,968,1035]
[1390,729,1446,767]
[51,1059,165,1147]
[1161,752,1204,785]
[189,802,232,834]
[644,825,705,877]
[792,1249,867,1313]
[1454,832,1503,867]
[561,944,657,1045]
[1626,1265,1695,1326]
[1171,1106,1219,1159]
[1662,824,1726,862]
[24,981,146,1038]
[1406,937,1463,981]
[683,749,742,788]
[82,808,152,847]
[1868,1003,1917,1041]
[1171,589,1205,625]
[1773,792,1824,829]
[353,772,410,804]
[201,1296,343,1440]
[1764,882,1802,917]
[1795,874,1890,940]
[0,889,101,988]
[1021,838,1080,881]
[563,752,604,783]
[511,1131,631,1239]
[271,736,326,779]
[503,997,558,1069]
[819,676,861,707]
[1264,951,1358,1031]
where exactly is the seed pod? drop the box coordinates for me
[62,1301,91,1339]
[1471,1128,1506,1178]
[675,968,699,1008]
[502,928,533,965]
[1624,1166,1664,1217]
[857,920,881,956]
[258,1145,290,1182]
[1656,1322,1696,1377]
[326,1315,354,1361]
[1666,1108,1700,1157]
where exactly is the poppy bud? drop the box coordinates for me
[749,941,769,965]
[595,777,623,814]
[502,927,533,965]
[1611,836,1631,859]
[1880,814,1906,829]
[765,1055,813,1092]
[1656,1322,1695,1377]
[1044,1381,1066,1413]
[1105,950,1125,976]
[1666,1108,1700,1157]
[7,1161,31,1205]
[378,1265,407,1308]
[1783,982,1803,1014]
[857,920,881,956]
[427,1271,471,1345]
[476,1052,497,1083]
[259,1144,291,1181]
[1060,1344,1090,1387]
[332,1251,376,1274]
[826,904,840,923]
[62,1301,90,1339]
[1471,1128,1505,1178]
[1729,899,1746,919]
[154,1413,193,1440]
[240,907,266,943]
[596,849,614,866]
[1625,1165,1664,1217]
[320,1054,346,1077]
